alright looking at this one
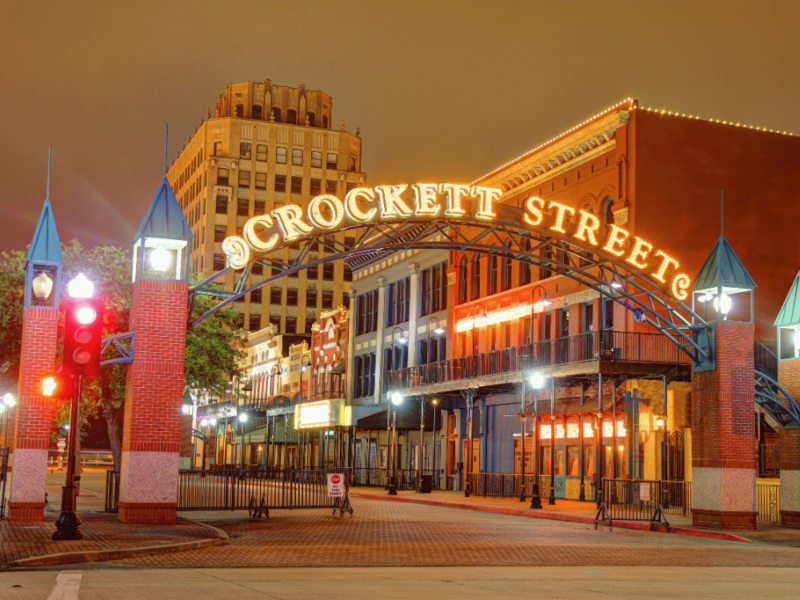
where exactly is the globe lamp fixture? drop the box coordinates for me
[391,392,403,406]
[32,271,54,300]
[67,273,94,299]
[529,372,545,390]
[238,413,248,423]
[3,393,16,408]
[150,246,172,272]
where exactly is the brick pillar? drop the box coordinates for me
[117,279,188,524]
[8,307,59,521]
[778,426,800,528]
[691,321,757,530]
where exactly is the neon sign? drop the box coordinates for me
[222,185,691,299]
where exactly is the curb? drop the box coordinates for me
[350,492,752,543]
[6,538,224,568]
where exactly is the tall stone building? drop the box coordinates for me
[167,79,366,337]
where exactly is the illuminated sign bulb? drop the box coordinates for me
[150,246,172,272]
[76,305,97,325]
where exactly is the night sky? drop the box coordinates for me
[2,1,799,315]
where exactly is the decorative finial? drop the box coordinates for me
[270,109,275,122]
[356,127,361,138]
[340,119,346,131]
[46,144,52,200]
[305,114,310,127]
[206,108,211,119]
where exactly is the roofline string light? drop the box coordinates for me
[639,106,795,137]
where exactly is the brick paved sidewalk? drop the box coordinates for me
[349,486,800,548]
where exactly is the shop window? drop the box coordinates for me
[240,143,251,159]
[256,144,268,161]
[276,147,287,164]
[311,151,322,168]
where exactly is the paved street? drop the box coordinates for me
[2,566,800,599]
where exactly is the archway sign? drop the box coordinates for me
[192,183,711,364]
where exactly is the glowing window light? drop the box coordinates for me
[456,304,535,333]
[583,421,593,438]
[150,246,172,272]
[540,424,552,440]
[567,422,580,439]
[555,423,565,439]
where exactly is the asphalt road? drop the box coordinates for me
[2,566,800,599]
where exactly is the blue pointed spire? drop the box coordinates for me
[775,271,800,328]
[25,198,64,269]
[132,177,193,243]
[691,234,756,293]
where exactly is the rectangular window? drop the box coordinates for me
[306,290,317,306]
[217,168,229,186]
[326,180,337,195]
[349,155,357,172]
[397,278,408,323]
[252,263,263,275]
[270,289,282,304]
[276,147,287,164]
[323,264,334,281]
[357,295,365,335]
[248,314,260,331]
[311,151,322,168]
[386,283,396,327]
[322,291,333,309]
[366,293,374,333]
[291,177,303,195]
[215,195,227,214]
[214,225,226,243]
[256,144,267,161]
[274,175,286,193]
[344,265,353,282]
[240,143,251,159]
[307,267,318,280]
[285,317,297,334]
[326,153,338,170]
[420,268,431,316]
[255,173,267,190]
[310,178,321,195]
[213,254,225,271]
[432,266,441,313]
[286,290,298,306]
[292,148,303,166]
[254,199,265,214]
[237,197,249,217]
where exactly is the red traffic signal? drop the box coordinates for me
[63,296,104,377]
[42,373,69,398]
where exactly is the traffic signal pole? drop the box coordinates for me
[52,374,82,541]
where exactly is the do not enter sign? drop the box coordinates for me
[327,473,344,497]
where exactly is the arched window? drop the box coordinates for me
[458,256,468,304]
[501,239,512,291]
[306,112,316,127]
[235,104,244,117]
[521,239,532,285]
[488,255,498,295]
[602,197,614,229]
[286,109,297,125]
[252,105,262,120]
[322,115,329,129]
[471,254,481,300]
[272,107,282,122]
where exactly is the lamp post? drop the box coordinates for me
[1,393,15,446]
[431,399,438,486]
[386,328,407,488]
[238,412,248,468]
[529,372,544,509]
[549,376,556,506]
[301,355,312,401]
[530,286,552,322]
[388,392,403,495]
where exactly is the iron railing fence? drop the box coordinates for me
[0,447,8,519]
[466,473,546,499]
[177,468,350,512]
[389,330,690,391]
[658,480,691,516]
[755,340,778,379]
[105,470,120,513]
[351,468,440,491]
[757,480,780,524]
[598,478,672,526]
[758,444,780,478]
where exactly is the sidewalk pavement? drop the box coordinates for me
[349,486,800,548]
[0,470,225,568]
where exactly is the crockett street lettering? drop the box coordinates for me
[222,183,692,300]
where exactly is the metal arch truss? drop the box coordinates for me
[188,211,712,365]
[754,369,800,428]
[99,331,135,367]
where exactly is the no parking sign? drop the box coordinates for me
[327,473,345,497]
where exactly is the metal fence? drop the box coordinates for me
[466,473,543,499]
[0,447,8,519]
[389,330,690,391]
[351,468,440,491]
[597,478,672,527]
[757,480,780,524]
[105,470,120,513]
[178,468,352,516]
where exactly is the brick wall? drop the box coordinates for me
[778,359,800,403]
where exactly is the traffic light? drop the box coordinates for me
[42,373,69,398]
[63,296,104,377]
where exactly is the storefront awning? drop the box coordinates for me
[330,359,346,375]
[356,403,437,431]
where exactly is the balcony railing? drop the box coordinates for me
[388,330,690,392]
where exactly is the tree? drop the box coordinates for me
[0,250,26,396]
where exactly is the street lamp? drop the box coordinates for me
[301,355,312,401]
[531,286,552,321]
[238,411,248,468]
[431,398,438,485]
[388,392,403,495]
[529,372,544,509]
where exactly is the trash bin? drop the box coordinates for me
[420,474,433,493]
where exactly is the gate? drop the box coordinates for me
[178,468,353,518]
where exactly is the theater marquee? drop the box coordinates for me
[222,184,691,300]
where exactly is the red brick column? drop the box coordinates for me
[8,307,60,521]
[690,321,756,530]
[117,279,188,524]
[778,426,800,528]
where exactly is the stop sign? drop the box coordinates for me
[331,474,341,484]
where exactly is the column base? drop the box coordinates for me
[692,509,757,531]
[8,501,45,522]
[117,501,177,525]
[779,510,800,528]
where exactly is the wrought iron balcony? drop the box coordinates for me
[387,330,691,394]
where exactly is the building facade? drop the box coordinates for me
[167,79,366,338]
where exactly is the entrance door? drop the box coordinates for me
[554,446,567,498]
